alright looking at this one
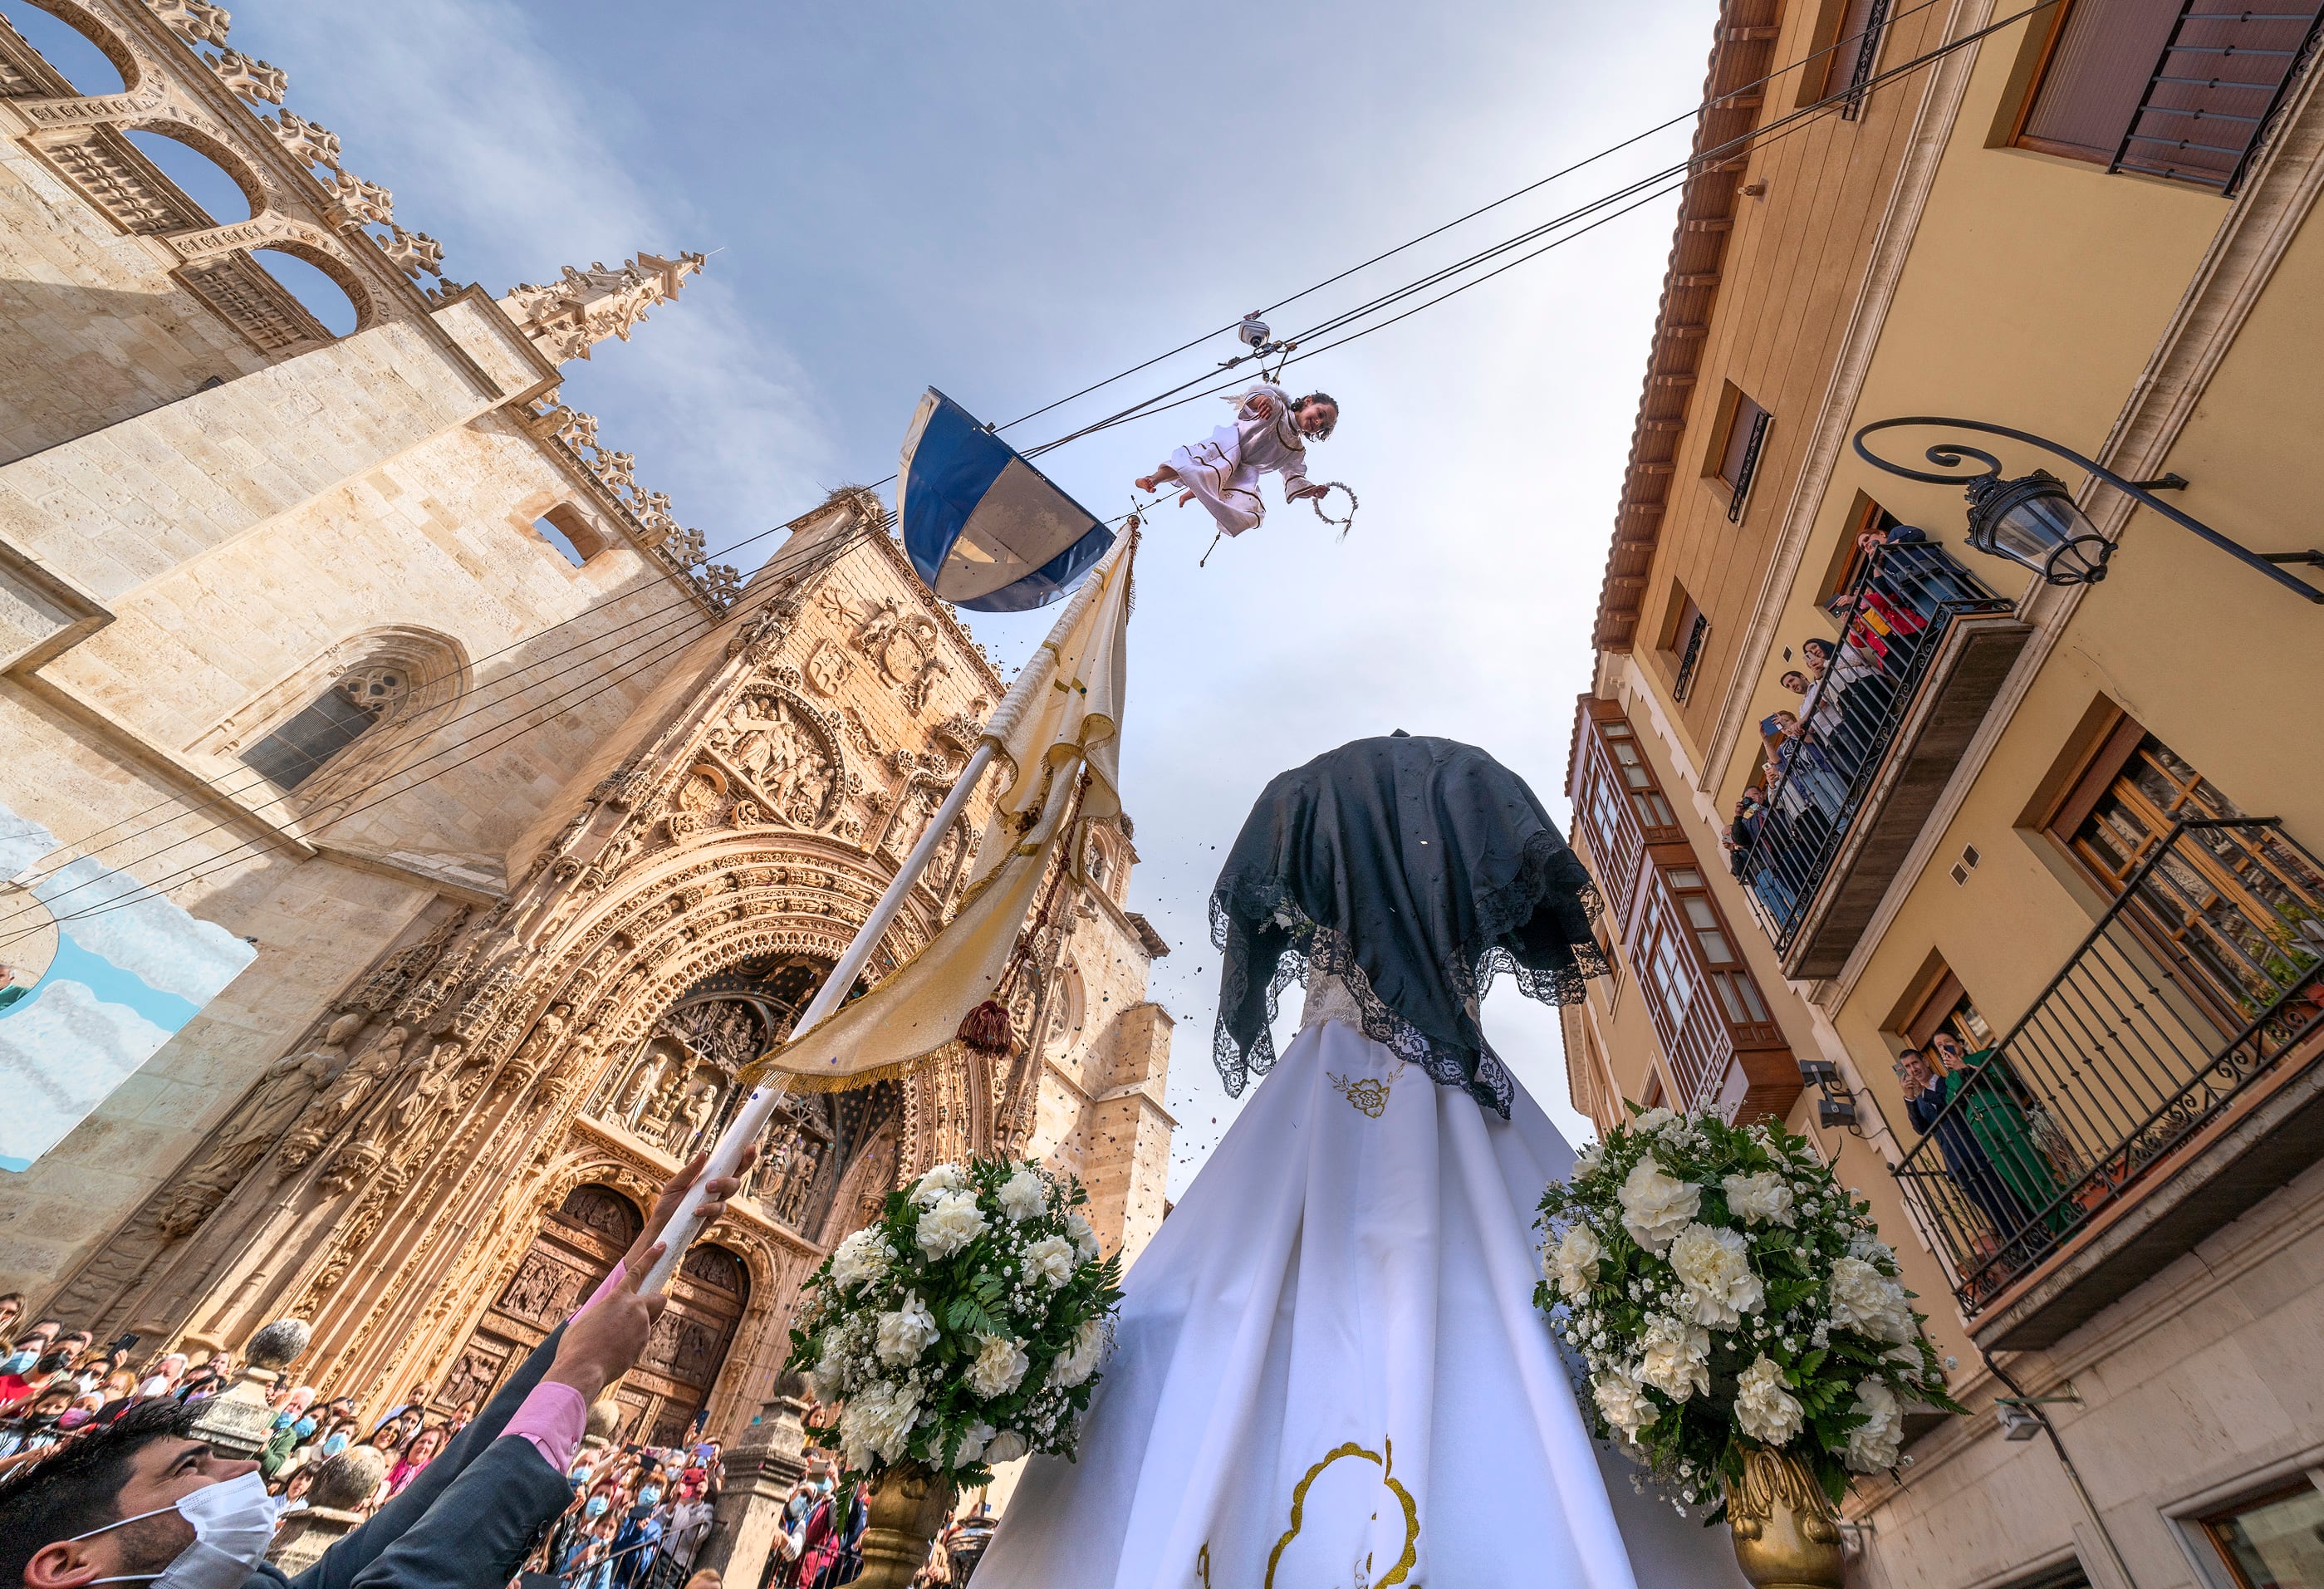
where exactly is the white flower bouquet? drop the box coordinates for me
[1537,1106,1962,1509]
[784,1156,1123,1486]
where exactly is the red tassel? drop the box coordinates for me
[956,999,1014,1057]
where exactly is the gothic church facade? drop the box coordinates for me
[0,0,1172,1444]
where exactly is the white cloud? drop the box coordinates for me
[0,979,172,1168]
[28,856,255,1006]
[0,801,59,879]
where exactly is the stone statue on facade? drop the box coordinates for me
[158,1012,369,1238]
[278,1024,409,1174]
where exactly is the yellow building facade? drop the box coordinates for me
[1571,2,2324,1585]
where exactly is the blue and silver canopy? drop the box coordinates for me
[898,388,1115,612]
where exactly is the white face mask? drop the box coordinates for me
[76,1470,286,1589]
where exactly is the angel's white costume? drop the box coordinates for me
[1158,383,1315,537]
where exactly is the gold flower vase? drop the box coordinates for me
[853,1463,958,1589]
[1724,1444,1845,1589]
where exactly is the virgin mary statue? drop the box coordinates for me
[975,733,1748,1588]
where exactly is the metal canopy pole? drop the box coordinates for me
[637,550,1120,1293]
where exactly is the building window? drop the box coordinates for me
[2197,1479,2324,1589]
[1665,866,1773,1026]
[533,503,606,566]
[240,664,411,792]
[1660,590,1712,704]
[1712,385,1772,523]
[1597,718,1680,833]
[1819,495,1905,605]
[2046,718,2324,1027]
[2013,0,2324,190]
[1822,0,1893,115]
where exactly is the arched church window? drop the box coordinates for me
[239,662,412,792]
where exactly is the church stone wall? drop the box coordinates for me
[0,0,1174,1465]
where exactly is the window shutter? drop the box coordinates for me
[2018,0,2186,162]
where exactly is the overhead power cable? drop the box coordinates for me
[992,0,1959,437]
[4,0,2052,936]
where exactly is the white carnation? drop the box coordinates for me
[873,1293,939,1366]
[1572,1139,1606,1180]
[984,1429,1028,1464]
[1066,1211,1100,1262]
[1593,1369,1655,1435]
[1549,1223,1604,1301]
[837,1380,921,1469]
[1630,1106,1678,1135]
[998,1169,1048,1222]
[947,1420,995,1469]
[966,1334,1030,1399]
[829,1229,894,1289]
[915,1190,989,1259]
[1618,1159,1703,1253]
[1844,1379,1904,1472]
[909,1162,968,1207]
[1669,1223,1765,1329]
[1054,1317,1105,1388]
[1847,1229,1895,1265]
[1827,1257,1916,1344]
[1024,1234,1077,1288]
[805,1337,848,1403]
[1733,1354,1805,1447]
[1634,1315,1711,1402]
[1721,1171,1796,1228]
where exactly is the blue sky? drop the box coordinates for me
[125,0,1719,1189]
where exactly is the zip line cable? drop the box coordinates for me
[3,0,2054,938]
[7,513,890,910]
[0,499,1156,945]
[1019,0,2063,459]
[0,520,885,941]
[24,504,889,875]
[990,0,1959,438]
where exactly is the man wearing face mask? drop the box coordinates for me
[0,1152,750,1589]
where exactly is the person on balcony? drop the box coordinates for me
[1929,1032,2076,1241]
[1901,1046,2032,1254]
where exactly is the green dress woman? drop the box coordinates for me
[1949,1049,2076,1238]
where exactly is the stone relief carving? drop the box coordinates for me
[157,1011,366,1240]
[804,639,853,696]
[209,48,287,105]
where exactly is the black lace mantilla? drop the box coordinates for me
[1209,733,1610,1120]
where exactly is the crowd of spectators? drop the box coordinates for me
[0,1153,754,1589]
[1722,522,1990,924]
[542,1432,724,1588]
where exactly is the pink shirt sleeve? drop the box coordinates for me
[503,1380,588,1474]
[501,1257,633,1469]
[579,1263,625,1315]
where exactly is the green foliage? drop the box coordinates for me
[1537,1104,1964,1512]
[780,1155,1124,1488]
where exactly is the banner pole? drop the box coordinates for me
[638,542,1126,1292]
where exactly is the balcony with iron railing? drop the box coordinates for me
[1570,702,1801,1121]
[1890,817,2324,1348]
[1732,538,2031,978]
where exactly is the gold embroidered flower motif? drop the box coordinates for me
[1328,1062,1407,1119]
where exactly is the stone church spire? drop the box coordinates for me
[500,250,708,362]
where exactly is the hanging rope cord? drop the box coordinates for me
[0,501,1164,949]
[1013,0,2056,463]
[0,0,2039,941]
[0,517,890,946]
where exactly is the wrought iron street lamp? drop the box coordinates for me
[1853,417,2324,605]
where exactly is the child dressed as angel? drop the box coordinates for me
[1134,383,1339,537]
